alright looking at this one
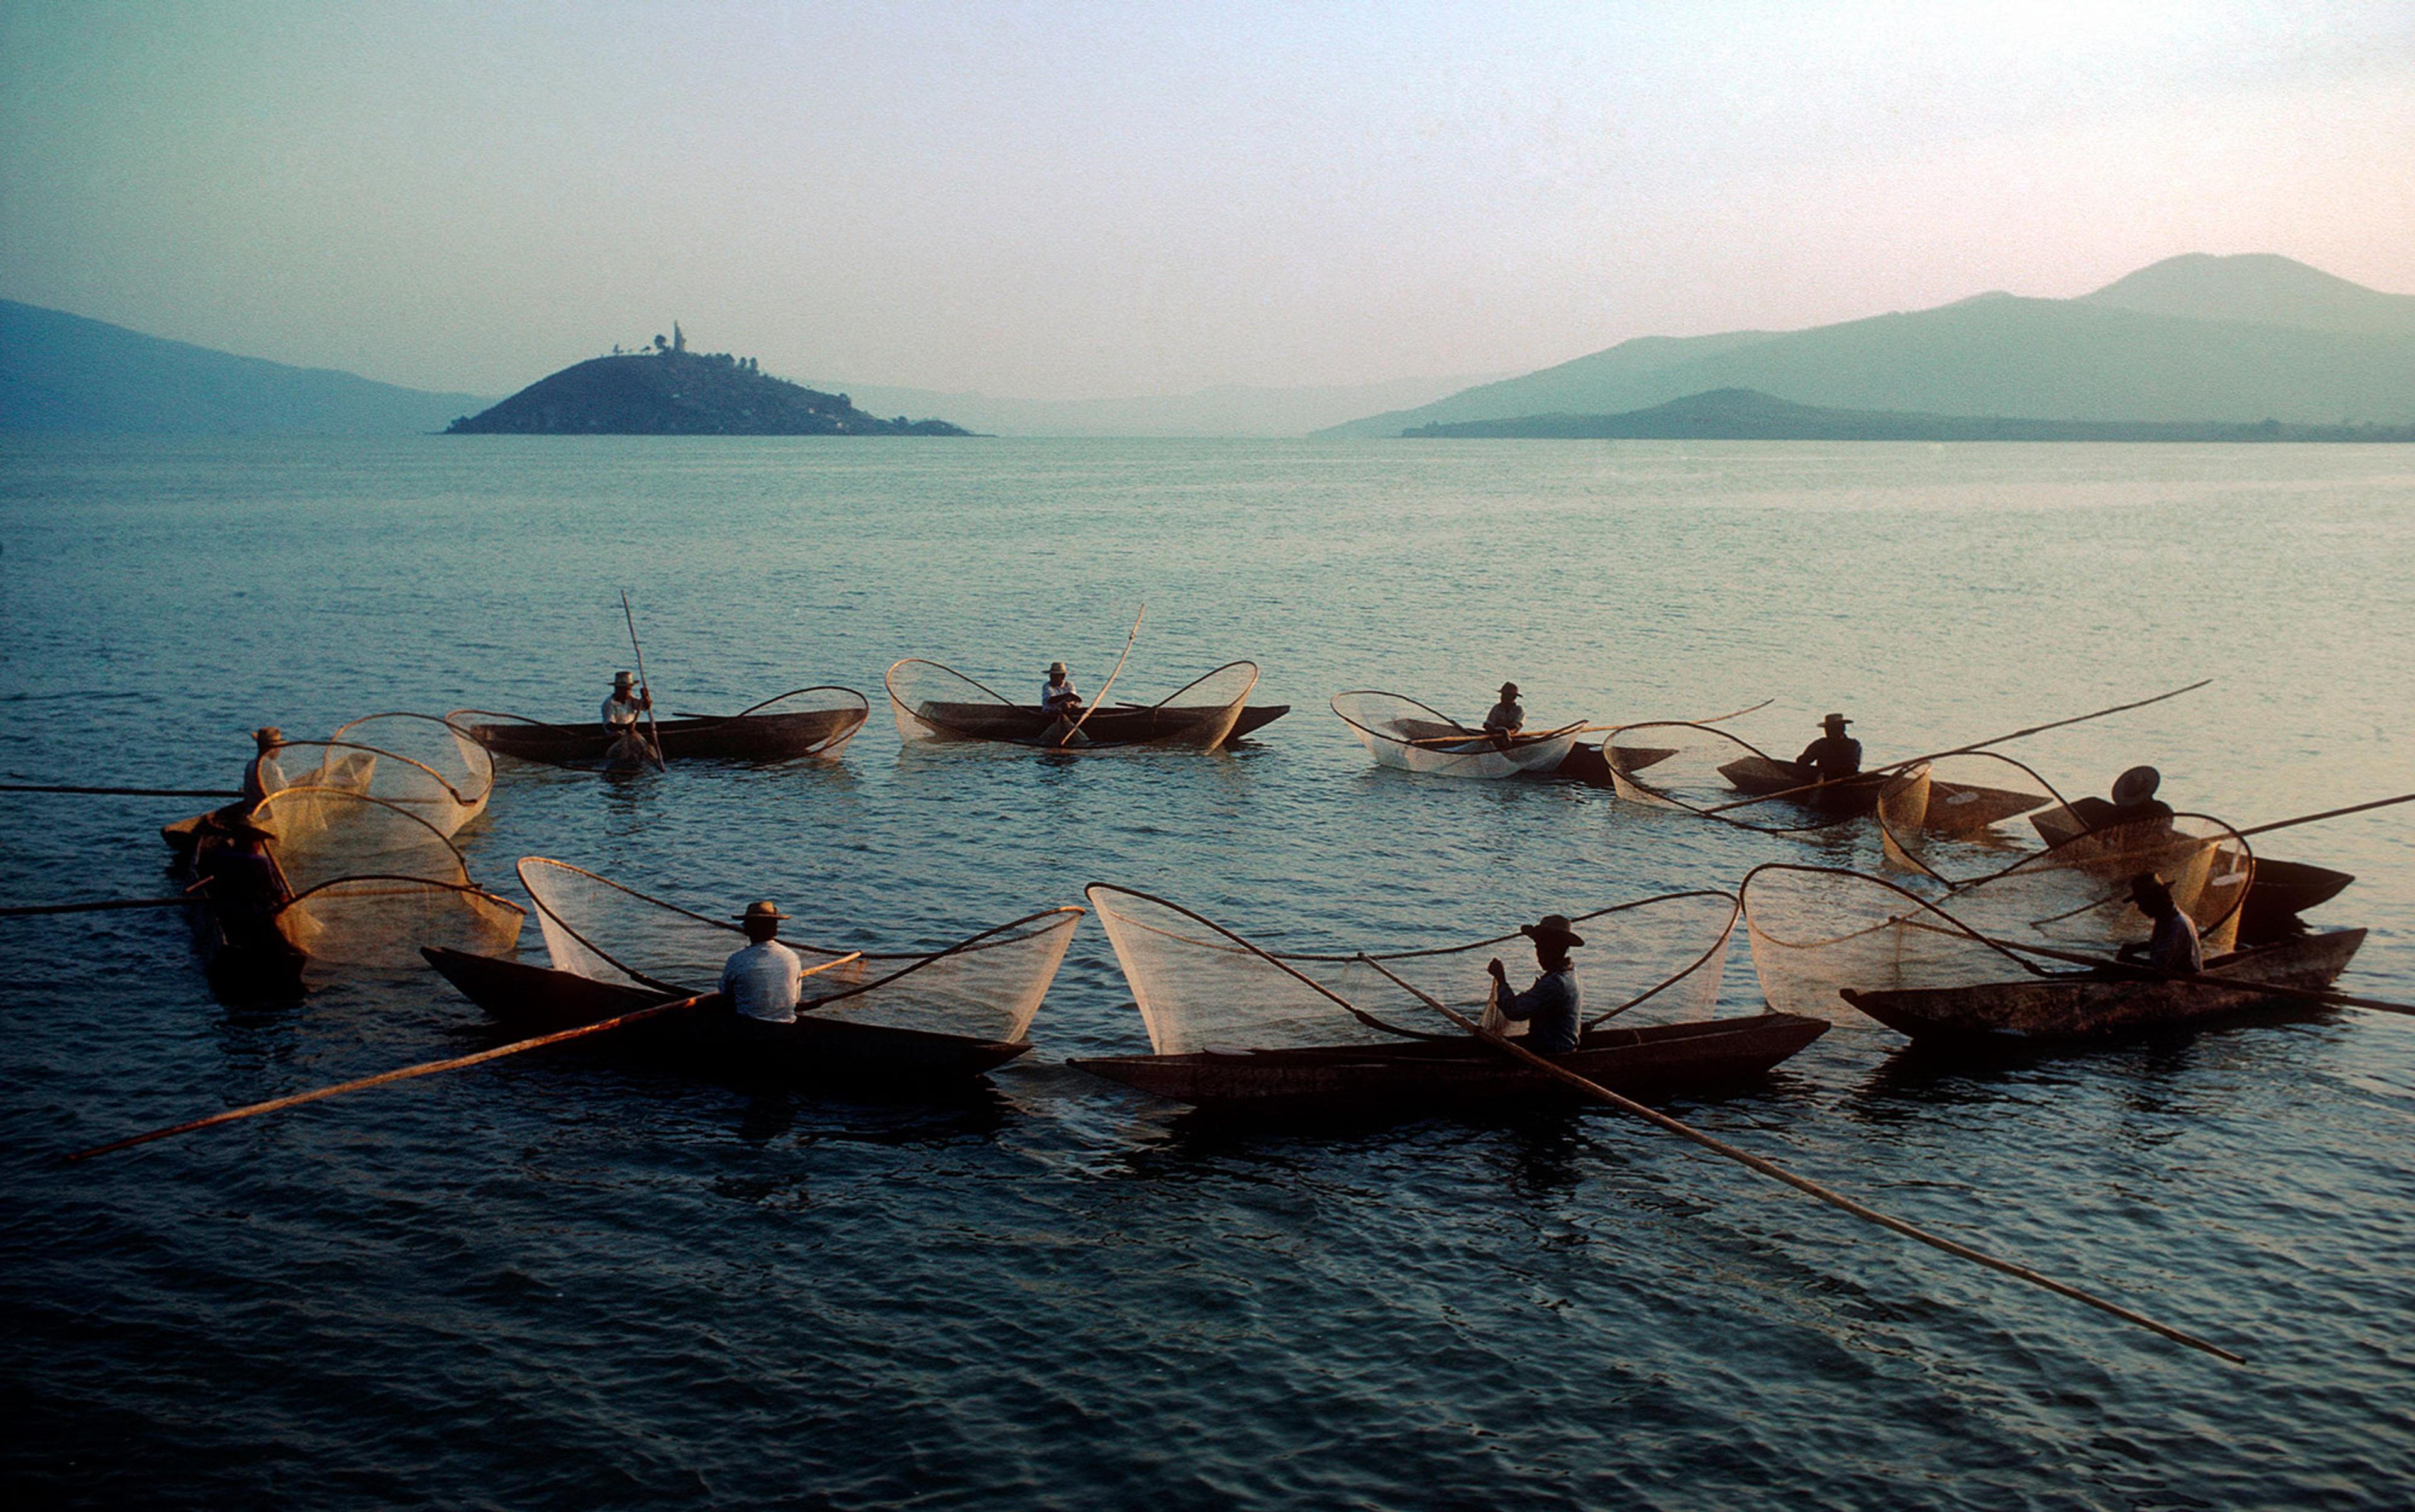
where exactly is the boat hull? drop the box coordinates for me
[1071,1012,1826,1111]
[1354,727,1581,779]
[1838,929,2367,1045]
[2031,808,2354,937]
[904,701,1279,749]
[421,947,1030,1086]
[460,708,865,765]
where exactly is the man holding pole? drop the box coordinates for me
[1484,914,1585,1053]
[602,671,655,768]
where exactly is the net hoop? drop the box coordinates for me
[1943,809,2256,950]
[1874,750,2076,884]
[250,784,480,889]
[1599,720,1851,835]
[517,856,718,992]
[328,711,496,802]
[1740,863,2058,977]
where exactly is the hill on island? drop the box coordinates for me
[1405,387,2415,442]
[1,299,492,435]
[1321,255,2415,437]
[448,333,971,436]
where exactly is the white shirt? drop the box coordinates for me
[2147,910,2204,975]
[1041,677,1082,713]
[602,692,645,729]
[243,752,287,804]
[1483,698,1524,733]
[719,939,804,1023]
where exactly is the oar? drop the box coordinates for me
[1355,954,2243,1364]
[1058,603,1145,747]
[1401,720,1587,750]
[1696,680,2212,818]
[2237,791,2415,840]
[0,783,244,799]
[1968,933,2415,1020]
[1,896,196,918]
[67,951,865,1163]
[620,589,669,772]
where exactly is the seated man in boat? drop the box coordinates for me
[720,899,805,1025]
[1482,682,1525,745]
[1041,660,1090,748]
[188,815,291,955]
[602,671,655,766]
[1793,713,1863,784]
[1484,914,1585,1054]
[2073,766,2179,832]
[2118,874,2203,976]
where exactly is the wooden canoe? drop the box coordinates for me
[421,946,1031,1086]
[450,696,866,766]
[1070,1012,1827,1112]
[2030,806,2353,938]
[1838,928,2367,1046]
[1718,755,2048,828]
[162,810,306,999]
[905,701,1280,749]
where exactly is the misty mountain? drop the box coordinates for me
[0,300,492,435]
[1321,255,2415,436]
[813,373,1502,438]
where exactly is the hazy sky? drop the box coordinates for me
[4,1,2410,398]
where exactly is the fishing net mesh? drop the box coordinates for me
[888,659,1258,748]
[247,786,520,967]
[1602,721,1843,834]
[1874,752,2065,877]
[733,687,871,759]
[267,716,493,838]
[1086,886,1740,1055]
[1328,691,1583,777]
[1742,865,2047,1021]
[516,859,1079,1040]
[1940,813,2253,956]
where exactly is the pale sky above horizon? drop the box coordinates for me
[3,1,2410,399]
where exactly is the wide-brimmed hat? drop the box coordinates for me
[1047,661,1069,677]
[253,726,283,745]
[2112,765,2162,805]
[734,899,789,923]
[1820,713,1852,731]
[613,670,636,688]
[1499,681,1520,696]
[1519,913,1585,949]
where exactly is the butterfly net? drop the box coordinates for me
[889,659,1258,748]
[264,713,494,837]
[247,786,522,967]
[1602,721,1850,834]
[1741,864,2058,1022]
[1937,812,2254,957]
[516,857,1080,1040]
[1874,752,2068,878]
[722,686,871,760]
[1086,886,1740,1055]
[1329,691,1584,777]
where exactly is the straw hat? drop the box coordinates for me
[253,726,283,745]
[2112,765,2162,805]
[1047,662,1069,677]
[1519,913,1585,949]
[734,899,789,923]
[1499,682,1520,697]
[1820,713,1852,732]
[613,671,636,689]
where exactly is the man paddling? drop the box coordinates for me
[2119,874,2203,976]
[602,670,655,767]
[1482,682,1525,746]
[1484,914,1585,1054]
[1794,713,1863,784]
[720,900,805,1025]
[1041,660,1091,748]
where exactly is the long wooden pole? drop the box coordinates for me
[1060,603,1145,746]
[1696,680,2212,817]
[620,589,668,772]
[67,952,865,1162]
[1970,932,2415,1019]
[2237,791,2415,840]
[1356,953,2244,1364]
[2,896,193,918]
[0,783,243,798]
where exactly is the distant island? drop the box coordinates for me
[447,326,973,436]
[1404,388,2415,443]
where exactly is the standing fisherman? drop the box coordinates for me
[1483,914,1585,1054]
[602,671,655,768]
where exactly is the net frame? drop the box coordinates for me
[515,857,1082,1041]
[1874,751,2074,881]
[330,711,496,804]
[1938,810,2255,956]
[241,786,523,968]
[1601,720,1858,835]
[1328,691,1587,779]
[1085,884,1742,1055]
[886,657,1259,749]
[1740,862,2067,1021]
[262,733,489,838]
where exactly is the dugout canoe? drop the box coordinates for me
[903,702,1289,748]
[161,811,306,998]
[448,687,868,767]
[1328,691,1587,779]
[1720,755,2049,828]
[2030,806,2353,937]
[422,945,1032,1085]
[1070,1012,1827,1113]
[1837,928,2367,1047]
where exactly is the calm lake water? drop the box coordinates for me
[3,435,2411,1509]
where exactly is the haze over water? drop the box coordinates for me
[3,436,2411,1508]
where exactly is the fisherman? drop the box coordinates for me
[602,670,655,767]
[242,727,287,805]
[1794,713,1863,783]
[719,900,805,1025]
[1041,660,1090,749]
[2118,874,2203,976]
[2105,766,2177,826]
[188,816,291,956]
[1484,913,1585,1054]
[1482,682,1525,741]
